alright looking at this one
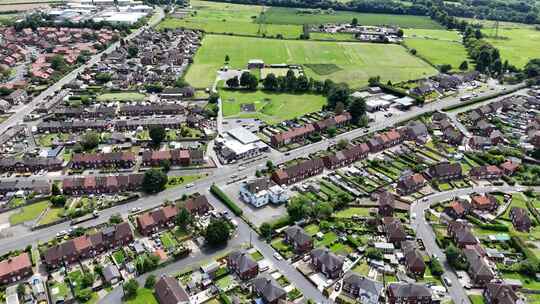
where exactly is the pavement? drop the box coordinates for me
[410,185,540,304]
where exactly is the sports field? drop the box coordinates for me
[157,0,302,38]
[262,7,443,29]
[403,29,470,71]
[220,89,326,124]
[185,34,438,88]
[482,27,540,68]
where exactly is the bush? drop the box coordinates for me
[210,184,242,216]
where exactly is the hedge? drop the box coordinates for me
[210,184,243,216]
[509,233,540,266]
[466,215,509,231]
[219,293,232,304]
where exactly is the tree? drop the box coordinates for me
[95,72,112,83]
[51,55,66,71]
[410,48,417,55]
[81,131,99,150]
[175,78,189,88]
[327,127,337,138]
[327,84,350,109]
[142,169,168,193]
[208,92,219,104]
[52,183,61,195]
[109,213,122,224]
[266,160,274,171]
[334,102,345,114]
[439,64,452,73]
[263,73,278,91]
[397,29,404,37]
[430,258,444,276]
[287,197,310,221]
[348,97,366,124]
[226,76,239,88]
[459,60,469,71]
[351,17,358,26]
[16,283,25,296]
[225,55,230,63]
[149,126,166,147]
[337,139,349,150]
[260,222,273,239]
[175,207,192,229]
[127,45,138,58]
[314,202,333,219]
[145,275,156,289]
[368,76,380,87]
[240,72,258,90]
[204,219,231,247]
[123,279,139,299]
[366,248,383,260]
[524,58,540,78]
[51,195,66,207]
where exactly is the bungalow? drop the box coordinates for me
[509,207,531,232]
[155,276,191,304]
[382,217,407,245]
[386,283,432,304]
[447,221,478,248]
[471,194,498,212]
[341,272,383,304]
[377,190,395,217]
[310,248,343,279]
[401,241,426,278]
[463,248,494,286]
[136,205,179,235]
[252,275,287,304]
[425,162,462,182]
[444,200,472,219]
[284,225,313,254]
[181,195,211,216]
[469,165,503,180]
[270,124,315,148]
[483,283,521,304]
[271,158,324,185]
[397,173,426,195]
[227,250,259,280]
[239,178,288,208]
[0,253,32,285]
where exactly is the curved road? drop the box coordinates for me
[410,185,540,304]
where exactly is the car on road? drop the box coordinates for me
[56,230,68,238]
[130,207,141,213]
[186,183,195,188]
[273,252,283,261]
[334,282,341,291]
[411,213,416,220]
[443,276,452,287]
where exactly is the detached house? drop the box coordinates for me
[386,283,432,304]
[382,217,407,245]
[228,250,259,280]
[181,195,211,216]
[447,221,478,248]
[271,158,324,185]
[463,248,494,286]
[341,272,383,304]
[483,283,522,304]
[469,165,503,180]
[377,190,395,217]
[444,200,472,219]
[510,207,531,232]
[401,241,426,278]
[239,178,288,208]
[284,225,313,254]
[155,276,191,304]
[500,160,519,176]
[397,173,426,195]
[471,194,498,212]
[425,162,462,182]
[252,275,287,304]
[310,248,344,279]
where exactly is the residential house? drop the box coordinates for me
[425,162,462,182]
[7,89,28,104]
[71,152,136,169]
[483,283,522,304]
[314,112,352,132]
[386,283,432,304]
[469,165,503,180]
[142,149,204,167]
[227,250,259,280]
[382,217,407,245]
[444,200,472,219]
[471,194,498,212]
[284,225,313,254]
[252,275,287,304]
[310,248,344,279]
[239,178,288,208]
[323,143,369,170]
[270,124,315,148]
[0,157,63,173]
[0,253,32,285]
[377,190,395,217]
[401,241,426,278]
[341,272,383,304]
[397,173,426,195]
[404,121,429,143]
[443,128,464,145]
[155,276,191,304]
[463,248,494,286]
[136,205,179,235]
[181,195,211,216]
[509,207,531,232]
[271,158,324,185]
[500,160,519,176]
[447,221,478,248]
[489,130,505,145]
[475,120,495,136]
[62,174,144,195]
[469,136,492,150]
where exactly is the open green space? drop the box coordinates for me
[469,295,485,304]
[124,288,158,304]
[482,27,540,68]
[38,206,64,225]
[166,175,206,189]
[263,7,443,29]
[186,34,437,89]
[96,92,145,102]
[403,37,470,70]
[112,250,126,265]
[220,89,326,124]
[157,0,301,38]
[9,200,49,225]
[334,207,371,218]
[160,231,178,249]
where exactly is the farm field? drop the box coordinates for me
[404,38,470,71]
[262,7,444,29]
[220,89,326,124]
[185,34,438,88]
[482,27,540,68]
[157,0,302,38]
[404,28,462,41]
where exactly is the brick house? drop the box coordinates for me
[155,276,190,304]
[471,194,498,212]
[444,200,472,219]
[397,173,426,195]
[252,275,287,304]
[270,124,315,148]
[0,253,33,285]
[425,162,462,182]
[322,143,369,170]
[499,160,519,176]
[377,190,395,217]
[71,152,136,169]
[310,248,344,279]
[271,158,324,185]
[284,225,313,254]
[227,250,259,280]
[483,283,520,304]
[469,165,503,180]
[386,283,432,304]
[341,272,382,304]
[136,205,179,236]
[401,241,426,278]
[181,195,211,216]
[463,248,494,286]
[447,221,478,248]
[382,217,407,245]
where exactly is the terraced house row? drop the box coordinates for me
[62,173,144,195]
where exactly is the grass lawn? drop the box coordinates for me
[329,242,353,255]
[502,272,540,290]
[271,237,293,258]
[124,288,158,304]
[185,34,437,89]
[263,6,443,29]
[160,232,178,249]
[315,231,338,248]
[215,275,235,290]
[352,261,370,275]
[334,207,371,218]
[112,250,126,265]
[166,175,206,189]
[38,206,64,225]
[37,133,70,147]
[96,92,145,102]
[220,89,326,124]
[501,193,528,220]
[482,27,540,68]
[469,295,485,304]
[304,224,320,235]
[438,183,453,191]
[403,37,470,71]
[9,200,49,225]
[250,251,264,261]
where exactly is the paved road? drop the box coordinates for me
[0,7,165,135]
[410,185,540,304]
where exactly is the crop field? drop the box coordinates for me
[185,34,438,88]
[220,89,326,124]
[482,27,540,68]
[262,6,444,29]
[157,0,302,38]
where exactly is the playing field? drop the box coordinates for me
[157,0,302,38]
[403,29,470,71]
[220,89,326,124]
[262,6,444,29]
[482,27,540,68]
[260,67,300,79]
[185,34,438,88]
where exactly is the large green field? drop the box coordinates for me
[185,34,438,88]
[158,0,302,38]
[403,29,470,71]
[482,27,540,68]
[262,6,443,29]
[220,89,326,124]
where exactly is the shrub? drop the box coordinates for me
[210,184,242,216]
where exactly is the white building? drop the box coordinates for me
[215,127,268,163]
[239,178,288,208]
